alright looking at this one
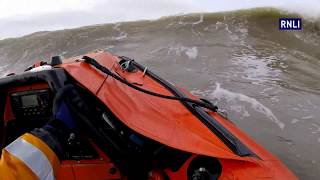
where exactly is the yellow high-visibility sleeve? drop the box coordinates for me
[0,133,60,180]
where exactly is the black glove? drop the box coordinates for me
[31,85,78,159]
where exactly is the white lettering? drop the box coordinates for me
[293,21,297,28]
[286,21,292,28]
[281,20,286,28]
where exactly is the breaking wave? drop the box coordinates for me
[211,83,285,130]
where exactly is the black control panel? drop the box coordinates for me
[10,89,52,119]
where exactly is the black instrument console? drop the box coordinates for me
[10,89,52,120]
[7,88,97,160]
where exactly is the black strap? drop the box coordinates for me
[82,56,218,112]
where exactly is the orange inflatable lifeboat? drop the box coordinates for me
[0,51,297,179]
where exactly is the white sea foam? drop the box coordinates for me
[301,116,314,120]
[111,23,128,40]
[210,83,285,129]
[192,14,204,25]
[0,64,9,77]
[168,45,198,59]
[291,119,299,124]
[0,64,8,70]
[166,13,204,30]
[215,21,232,34]
[184,47,198,59]
[311,123,320,133]
[178,13,204,26]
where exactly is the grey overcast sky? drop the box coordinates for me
[0,0,319,39]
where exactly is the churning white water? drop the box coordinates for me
[211,83,285,130]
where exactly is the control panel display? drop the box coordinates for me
[21,95,39,107]
[10,89,52,119]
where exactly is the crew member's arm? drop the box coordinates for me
[0,130,60,180]
[0,99,75,180]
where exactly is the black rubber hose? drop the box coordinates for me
[82,56,218,112]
